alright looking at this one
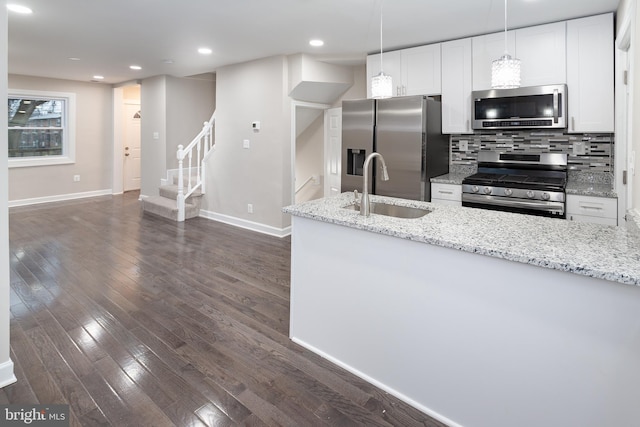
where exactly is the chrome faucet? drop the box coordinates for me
[361,152,389,216]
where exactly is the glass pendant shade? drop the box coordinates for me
[491,53,521,89]
[371,71,393,99]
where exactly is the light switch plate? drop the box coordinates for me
[243,139,250,149]
[459,140,468,151]
[573,141,586,155]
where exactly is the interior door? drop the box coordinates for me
[325,107,342,197]
[123,102,141,191]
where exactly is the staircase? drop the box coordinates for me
[141,174,204,221]
[141,111,216,221]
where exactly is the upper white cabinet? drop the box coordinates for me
[472,31,516,91]
[367,44,441,98]
[472,22,566,91]
[516,22,566,87]
[441,38,473,134]
[566,13,614,133]
[402,44,441,96]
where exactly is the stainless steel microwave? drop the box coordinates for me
[472,84,567,130]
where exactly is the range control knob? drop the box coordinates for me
[504,188,513,196]
[472,186,479,193]
[526,190,535,199]
[541,192,551,201]
[483,187,492,195]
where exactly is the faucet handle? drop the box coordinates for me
[353,189,359,204]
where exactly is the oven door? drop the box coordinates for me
[462,193,566,218]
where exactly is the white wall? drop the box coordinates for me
[166,74,216,170]
[7,75,113,203]
[140,74,215,197]
[0,4,16,388]
[295,113,324,203]
[204,56,292,231]
[140,76,167,197]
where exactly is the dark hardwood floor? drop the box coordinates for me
[3,191,446,426]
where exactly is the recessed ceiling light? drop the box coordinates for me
[93,75,104,80]
[198,47,212,55]
[68,57,81,61]
[309,39,324,47]
[7,4,33,14]
[130,65,142,70]
[162,59,174,64]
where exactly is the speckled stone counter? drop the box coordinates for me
[566,171,617,198]
[284,193,640,286]
[429,173,469,185]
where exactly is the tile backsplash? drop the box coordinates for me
[450,131,614,173]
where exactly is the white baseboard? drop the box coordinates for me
[199,209,291,238]
[0,359,16,389]
[290,337,462,427]
[8,189,113,208]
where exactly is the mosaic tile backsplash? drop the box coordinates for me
[450,131,614,173]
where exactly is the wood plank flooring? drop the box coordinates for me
[3,191,447,426]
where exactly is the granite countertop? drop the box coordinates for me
[284,193,640,286]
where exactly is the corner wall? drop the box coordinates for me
[0,4,17,388]
[7,75,113,204]
[203,56,292,233]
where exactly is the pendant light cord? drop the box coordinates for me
[503,0,508,55]
[379,0,384,72]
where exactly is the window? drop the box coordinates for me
[7,89,75,167]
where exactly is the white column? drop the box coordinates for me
[0,4,17,388]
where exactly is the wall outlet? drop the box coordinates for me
[573,141,586,155]
[73,175,80,182]
[312,174,320,185]
[243,139,250,149]
[459,140,469,151]
[247,203,253,214]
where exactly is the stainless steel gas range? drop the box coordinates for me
[462,152,568,218]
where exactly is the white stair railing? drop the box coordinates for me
[176,110,216,221]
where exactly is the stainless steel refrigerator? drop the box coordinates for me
[341,96,449,201]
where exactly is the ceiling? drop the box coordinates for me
[7,0,620,85]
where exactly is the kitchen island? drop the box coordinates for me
[283,194,640,427]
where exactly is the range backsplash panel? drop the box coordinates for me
[450,131,614,172]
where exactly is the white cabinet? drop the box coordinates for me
[566,13,614,133]
[431,183,462,206]
[566,194,617,226]
[441,38,473,134]
[472,22,566,91]
[472,31,516,91]
[516,22,566,87]
[367,44,441,98]
[402,44,441,96]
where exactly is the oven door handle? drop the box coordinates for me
[553,89,559,124]
[462,194,565,213]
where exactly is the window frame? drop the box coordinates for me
[8,89,76,168]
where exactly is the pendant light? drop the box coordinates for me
[491,0,521,89]
[371,0,392,99]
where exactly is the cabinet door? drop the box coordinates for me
[402,44,441,96]
[366,50,402,98]
[441,38,473,134]
[566,13,614,133]
[472,31,516,91]
[516,22,566,86]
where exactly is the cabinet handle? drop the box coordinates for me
[439,190,453,195]
[580,204,604,211]
[397,86,401,96]
[466,120,470,131]
[571,117,575,131]
[402,85,406,96]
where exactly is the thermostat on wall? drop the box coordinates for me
[252,121,261,131]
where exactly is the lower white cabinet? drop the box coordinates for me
[431,183,462,206]
[566,194,617,226]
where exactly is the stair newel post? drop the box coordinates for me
[177,144,185,222]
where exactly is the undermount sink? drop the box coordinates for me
[343,202,431,219]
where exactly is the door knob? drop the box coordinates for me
[125,147,130,150]
[125,153,130,157]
